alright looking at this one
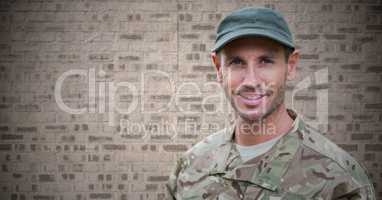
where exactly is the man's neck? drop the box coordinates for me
[234,104,294,146]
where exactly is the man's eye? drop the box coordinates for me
[260,58,274,64]
[229,58,243,65]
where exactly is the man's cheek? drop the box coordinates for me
[267,81,278,91]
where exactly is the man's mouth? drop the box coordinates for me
[239,93,266,100]
[237,92,267,106]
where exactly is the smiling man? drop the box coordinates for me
[166,7,375,200]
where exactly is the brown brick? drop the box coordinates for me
[89,193,112,199]
[177,116,200,123]
[146,183,158,191]
[324,57,340,63]
[44,125,66,131]
[352,115,374,120]
[88,136,113,142]
[192,24,214,30]
[32,195,55,200]
[338,144,358,152]
[120,134,144,139]
[14,104,41,112]
[366,25,382,31]
[88,54,111,62]
[0,126,9,132]
[364,153,375,161]
[356,36,375,43]
[151,95,171,101]
[178,97,202,102]
[179,134,198,139]
[351,133,373,140]
[0,144,12,151]
[340,64,360,70]
[150,13,170,19]
[323,34,346,40]
[118,55,140,61]
[180,33,199,39]
[103,144,126,150]
[16,126,38,133]
[367,5,382,12]
[294,95,317,101]
[310,83,330,90]
[39,174,55,182]
[163,144,188,152]
[365,104,382,109]
[179,14,192,22]
[337,27,359,33]
[0,104,12,111]
[1,134,23,140]
[150,135,171,140]
[365,144,382,151]
[147,175,169,182]
[192,65,214,72]
[365,86,380,92]
[366,66,382,73]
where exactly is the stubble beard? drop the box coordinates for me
[224,81,287,124]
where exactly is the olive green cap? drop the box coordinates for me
[212,7,295,52]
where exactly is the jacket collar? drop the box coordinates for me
[222,109,299,142]
[218,109,304,192]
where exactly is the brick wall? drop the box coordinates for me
[0,0,381,199]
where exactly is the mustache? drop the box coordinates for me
[233,85,273,96]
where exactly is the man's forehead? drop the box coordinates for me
[221,37,283,56]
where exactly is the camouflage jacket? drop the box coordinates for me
[166,111,375,200]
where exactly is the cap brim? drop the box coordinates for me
[212,28,295,52]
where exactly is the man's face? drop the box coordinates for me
[212,37,298,122]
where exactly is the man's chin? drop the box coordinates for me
[236,109,267,122]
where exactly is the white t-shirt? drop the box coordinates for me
[235,134,284,162]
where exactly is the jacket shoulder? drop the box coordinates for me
[184,128,229,157]
[299,122,372,186]
[166,129,228,198]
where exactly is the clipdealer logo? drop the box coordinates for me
[54,68,228,136]
[54,67,328,137]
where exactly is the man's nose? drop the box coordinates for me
[242,65,262,88]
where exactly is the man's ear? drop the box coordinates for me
[286,49,299,81]
[211,52,223,83]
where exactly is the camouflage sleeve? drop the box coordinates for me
[165,156,185,200]
[330,168,376,200]
[333,184,375,200]
[321,140,377,200]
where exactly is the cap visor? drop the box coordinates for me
[212,28,294,52]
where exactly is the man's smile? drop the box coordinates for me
[237,92,267,106]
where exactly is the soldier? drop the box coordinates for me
[166,7,375,200]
